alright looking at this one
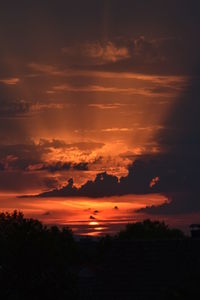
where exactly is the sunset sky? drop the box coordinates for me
[0,1,200,234]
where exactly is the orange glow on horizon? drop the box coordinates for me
[0,194,168,235]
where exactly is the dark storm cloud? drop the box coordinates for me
[35,161,155,198]
[34,148,200,214]
[138,192,200,215]
[35,153,188,198]
[137,67,200,214]
[157,75,200,156]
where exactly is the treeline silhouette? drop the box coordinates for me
[0,211,79,299]
[0,211,199,299]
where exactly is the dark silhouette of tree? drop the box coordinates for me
[0,211,79,299]
[0,212,190,299]
[116,219,185,240]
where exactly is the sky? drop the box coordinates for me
[0,1,200,234]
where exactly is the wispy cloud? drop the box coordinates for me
[0,78,20,85]
[51,83,181,97]
[28,61,188,99]
[28,61,187,85]
[102,128,133,132]
[28,63,64,76]
[88,103,122,110]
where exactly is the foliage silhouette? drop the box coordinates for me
[0,211,79,299]
[0,212,189,299]
[116,219,185,240]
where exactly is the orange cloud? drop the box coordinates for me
[150,176,160,188]
[102,128,133,132]
[82,41,130,63]
[88,103,122,109]
[28,61,187,86]
[62,40,130,64]
[0,77,20,85]
[28,63,64,76]
[52,83,180,97]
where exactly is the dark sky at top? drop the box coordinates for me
[0,0,200,75]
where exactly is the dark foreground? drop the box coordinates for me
[0,211,200,299]
[79,239,200,299]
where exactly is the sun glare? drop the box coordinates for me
[89,221,99,226]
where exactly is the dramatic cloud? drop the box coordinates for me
[33,159,156,198]
[0,139,102,173]
[0,139,100,193]
[30,67,200,216]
